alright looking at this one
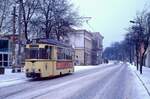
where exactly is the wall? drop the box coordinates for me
[91,32,103,65]
[68,31,84,48]
[75,48,85,65]
[68,30,103,65]
[145,46,150,68]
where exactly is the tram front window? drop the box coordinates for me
[39,48,48,59]
[25,48,38,59]
[25,46,52,59]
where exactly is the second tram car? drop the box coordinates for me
[24,39,74,78]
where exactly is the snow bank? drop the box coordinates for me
[75,63,113,72]
[75,66,99,72]
[0,69,27,88]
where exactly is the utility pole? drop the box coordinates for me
[13,6,16,38]
[16,0,23,72]
[12,6,16,72]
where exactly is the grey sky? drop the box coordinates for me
[72,0,149,48]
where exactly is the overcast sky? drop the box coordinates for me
[72,0,149,48]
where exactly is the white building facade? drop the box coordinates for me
[68,30,103,65]
[145,45,150,68]
[68,30,93,65]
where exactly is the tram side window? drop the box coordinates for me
[57,48,65,59]
[25,48,29,59]
[47,46,52,59]
[66,49,72,60]
[38,46,52,59]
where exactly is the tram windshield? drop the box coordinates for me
[25,46,52,59]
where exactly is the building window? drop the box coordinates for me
[0,40,9,52]
[4,54,8,61]
[4,62,8,67]
[0,62,2,66]
[0,54,2,61]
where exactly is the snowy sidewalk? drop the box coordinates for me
[129,64,150,97]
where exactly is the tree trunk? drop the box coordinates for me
[130,46,132,63]
[24,23,28,40]
[56,30,60,41]
[136,54,139,70]
[140,52,145,74]
[46,31,49,38]
[45,21,49,38]
[136,44,139,70]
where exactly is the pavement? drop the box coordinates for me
[128,63,150,97]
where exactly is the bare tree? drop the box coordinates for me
[0,0,13,33]
[139,13,150,74]
[19,0,39,40]
[128,11,150,74]
[37,0,79,40]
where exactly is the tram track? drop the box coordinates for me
[0,63,121,99]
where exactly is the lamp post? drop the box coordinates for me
[130,20,141,70]
[130,20,145,74]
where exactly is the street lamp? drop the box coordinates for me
[130,20,136,24]
[129,20,140,70]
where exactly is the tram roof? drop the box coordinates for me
[28,39,71,48]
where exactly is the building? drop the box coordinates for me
[68,29,103,65]
[0,34,21,69]
[145,45,150,68]
[68,29,93,65]
[0,38,12,68]
[92,32,104,65]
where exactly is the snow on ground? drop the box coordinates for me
[0,69,27,88]
[1,62,149,99]
[0,69,26,81]
[75,65,103,72]
[128,63,150,98]
[0,63,112,88]
[74,62,113,72]
[1,63,120,99]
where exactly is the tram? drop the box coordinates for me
[24,39,74,78]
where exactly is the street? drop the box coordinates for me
[1,63,146,99]
[1,0,150,99]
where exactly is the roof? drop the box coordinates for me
[28,38,72,48]
[92,32,104,39]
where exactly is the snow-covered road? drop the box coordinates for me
[0,63,149,99]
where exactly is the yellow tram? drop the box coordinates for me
[24,39,74,78]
